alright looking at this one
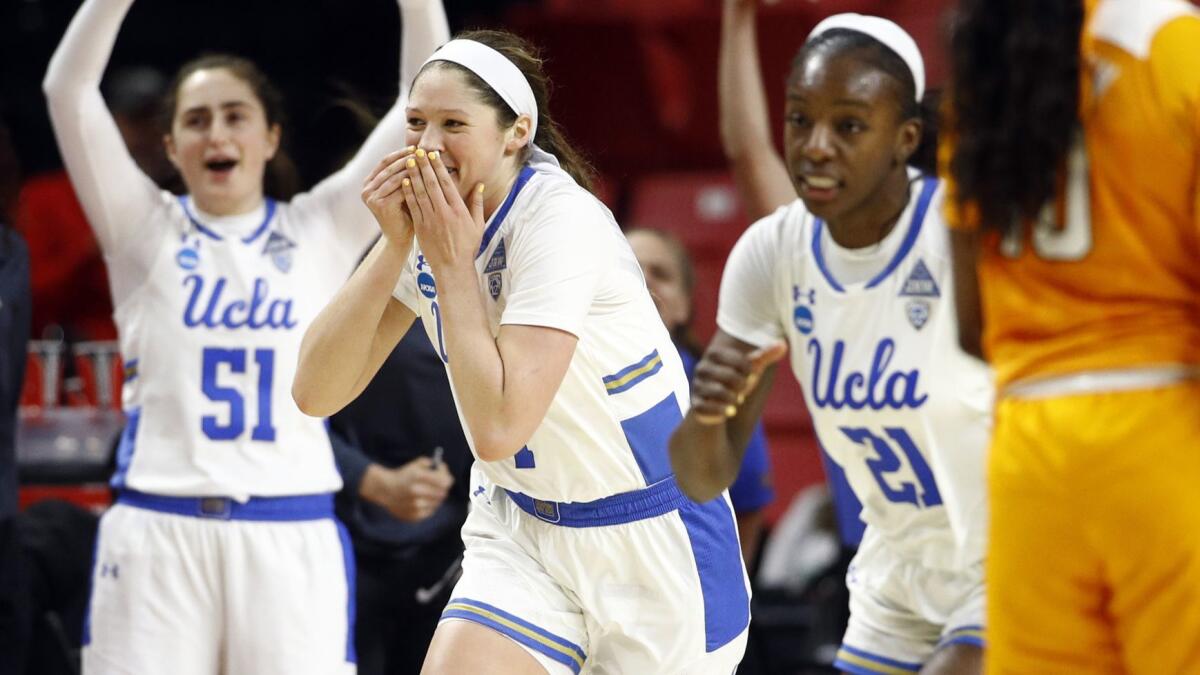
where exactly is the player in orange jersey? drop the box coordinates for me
[943,0,1200,672]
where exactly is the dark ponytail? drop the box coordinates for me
[418,29,596,193]
[945,0,1084,234]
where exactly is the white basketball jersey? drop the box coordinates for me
[394,167,691,503]
[719,177,991,569]
[110,190,372,499]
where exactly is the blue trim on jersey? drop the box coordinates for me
[937,624,985,649]
[810,176,939,293]
[335,519,358,664]
[177,196,278,243]
[603,350,664,395]
[865,177,938,289]
[241,199,277,245]
[817,441,866,547]
[123,358,138,383]
[810,221,846,292]
[677,496,749,651]
[81,527,100,646]
[834,644,923,674]
[109,408,141,489]
[505,477,689,527]
[620,393,681,484]
[117,490,335,521]
[476,166,535,258]
[441,598,586,674]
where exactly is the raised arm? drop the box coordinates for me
[719,0,796,221]
[42,0,161,253]
[303,0,450,245]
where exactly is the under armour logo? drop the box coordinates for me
[792,285,816,305]
[472,486,486,498]
[100,563,120,579]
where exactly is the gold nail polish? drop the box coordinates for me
[406,158,416,168]
[477,184,485,194]
[725,405,737,418]
[402,177,411,187]
[415,148,426,158]
[429,151,439,161]
[405,145,415,153]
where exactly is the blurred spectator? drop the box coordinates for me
[105,66,177,189]
[0,121,33,675]
[329,320,472,675]
[626,227,774,566]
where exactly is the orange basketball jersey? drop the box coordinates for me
[944,0,1200,389]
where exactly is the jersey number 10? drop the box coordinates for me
[200,347,277,442]
[1002,137,1092,261]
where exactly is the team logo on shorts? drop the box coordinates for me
[488,272,503,300]
[533,499,560,523]
[793,305,815,335]
[176,246,200,270]
[417,272,437,299]
[899,259,940,298]
[906,300,930,330]
[262,231,297,274]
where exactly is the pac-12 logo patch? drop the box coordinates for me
[262,231,297,274]
[488,272,503,300]
[899,259,940,298]
[793,305,814,335]
[417,272,437,298]
[906,300,930,330]
[176,247,200,270]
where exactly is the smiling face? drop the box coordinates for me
[164,67,280,216]
[784,47,920,225]
[405,65,530,212]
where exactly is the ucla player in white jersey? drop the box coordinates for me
[671,10,991,675]
[42,0,448,672]
[295,30,749,675]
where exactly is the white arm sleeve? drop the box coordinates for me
[716,213,787,347]
[501,196,613,336]
[295,0,449,266]
[42,0,165,258]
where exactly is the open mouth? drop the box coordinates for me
[798,174,842,202]
[205,158,238,172]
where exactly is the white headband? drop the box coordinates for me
[808,13,925,102]
[422,39,539,140]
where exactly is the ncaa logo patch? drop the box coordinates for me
[488,272,503,300]
[176,247,200,270]
[793,305,814,335]
[261,231,297,274]
[417,272,437,299]
[906,300,930,330]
